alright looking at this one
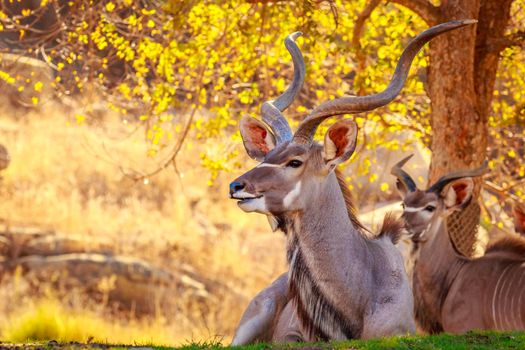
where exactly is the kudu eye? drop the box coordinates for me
[424,205,436,212]
[286,159,303,168]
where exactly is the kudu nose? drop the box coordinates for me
[229,181,245,195]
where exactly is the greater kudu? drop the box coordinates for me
[392,156,525,333]
[229,20,476,343]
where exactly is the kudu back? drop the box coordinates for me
[392,156,525,333]
[230,20,476,344]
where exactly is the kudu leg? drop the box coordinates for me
[272,300,307,343]
[231,272,289,345]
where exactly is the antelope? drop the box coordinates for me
[229,20,476,343]
[392,156,525,333]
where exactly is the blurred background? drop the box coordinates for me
[0,0,523,345]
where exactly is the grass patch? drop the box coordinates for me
[333,331,525,349]
[1,331,525,350]
[2,298,178,345]
[182,331,525,350]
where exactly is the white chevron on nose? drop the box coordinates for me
[403,206,426,212]
[256,163,281,168]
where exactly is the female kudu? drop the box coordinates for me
[229,20,476,344]
[392,156,525,333]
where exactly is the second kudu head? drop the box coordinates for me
[230,21,476,219]
[391,155,488,243]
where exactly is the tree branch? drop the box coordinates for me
[483,30,525,53]
[352,0,381,95]
[388,0,441,26]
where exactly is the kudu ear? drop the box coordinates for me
[323,119,358,168]
[239,116,276,161]
[514,204,525,235]
[441,178,474,212]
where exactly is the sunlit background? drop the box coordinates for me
[0,0,523,345]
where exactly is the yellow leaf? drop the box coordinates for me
[105,2,115,12]
[34,81,43,92]
[75,114,86,124]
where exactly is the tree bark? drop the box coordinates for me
[427,1,482,182]
[474,0,514,130]
[426,0,513,183]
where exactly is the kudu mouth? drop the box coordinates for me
[230,191,263,202]
[404,220,430,243]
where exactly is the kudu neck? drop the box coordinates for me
[284,171,372,340]
[417,217,467,276]
[285,171,369,253]
[414,217,466,327]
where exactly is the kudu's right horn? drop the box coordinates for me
[261,32,306,145]
[426,161,489,193]
[292,19,477,145]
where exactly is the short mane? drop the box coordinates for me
[485,236,525,256]
[335,169,368,235]
[377,212,404,244]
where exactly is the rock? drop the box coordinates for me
[15,253,209,314]
[0,225,54,258]
[0,53,54,109]
[21,234,113,257]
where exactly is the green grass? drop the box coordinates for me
[1,332,525,350]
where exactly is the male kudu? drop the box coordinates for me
[392,156,525,333]
[229,20,476,344]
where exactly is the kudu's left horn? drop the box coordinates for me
[391,154,417,192]
[292,19,477,145]
[261,32,306,145]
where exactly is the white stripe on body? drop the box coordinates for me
[492,265,512,330]
[517,267,525,329]
[500,268,513,329]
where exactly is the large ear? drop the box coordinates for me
[323,119,358,168]
[239,116,276,161]
[514,204,525,235]
[441,178,474,212]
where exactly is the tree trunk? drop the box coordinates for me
[427,0,513,182]
[427,1,482,181]
[351,0,515,255]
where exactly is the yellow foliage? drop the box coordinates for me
[3,299,177,345]
[0,0,523,192]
